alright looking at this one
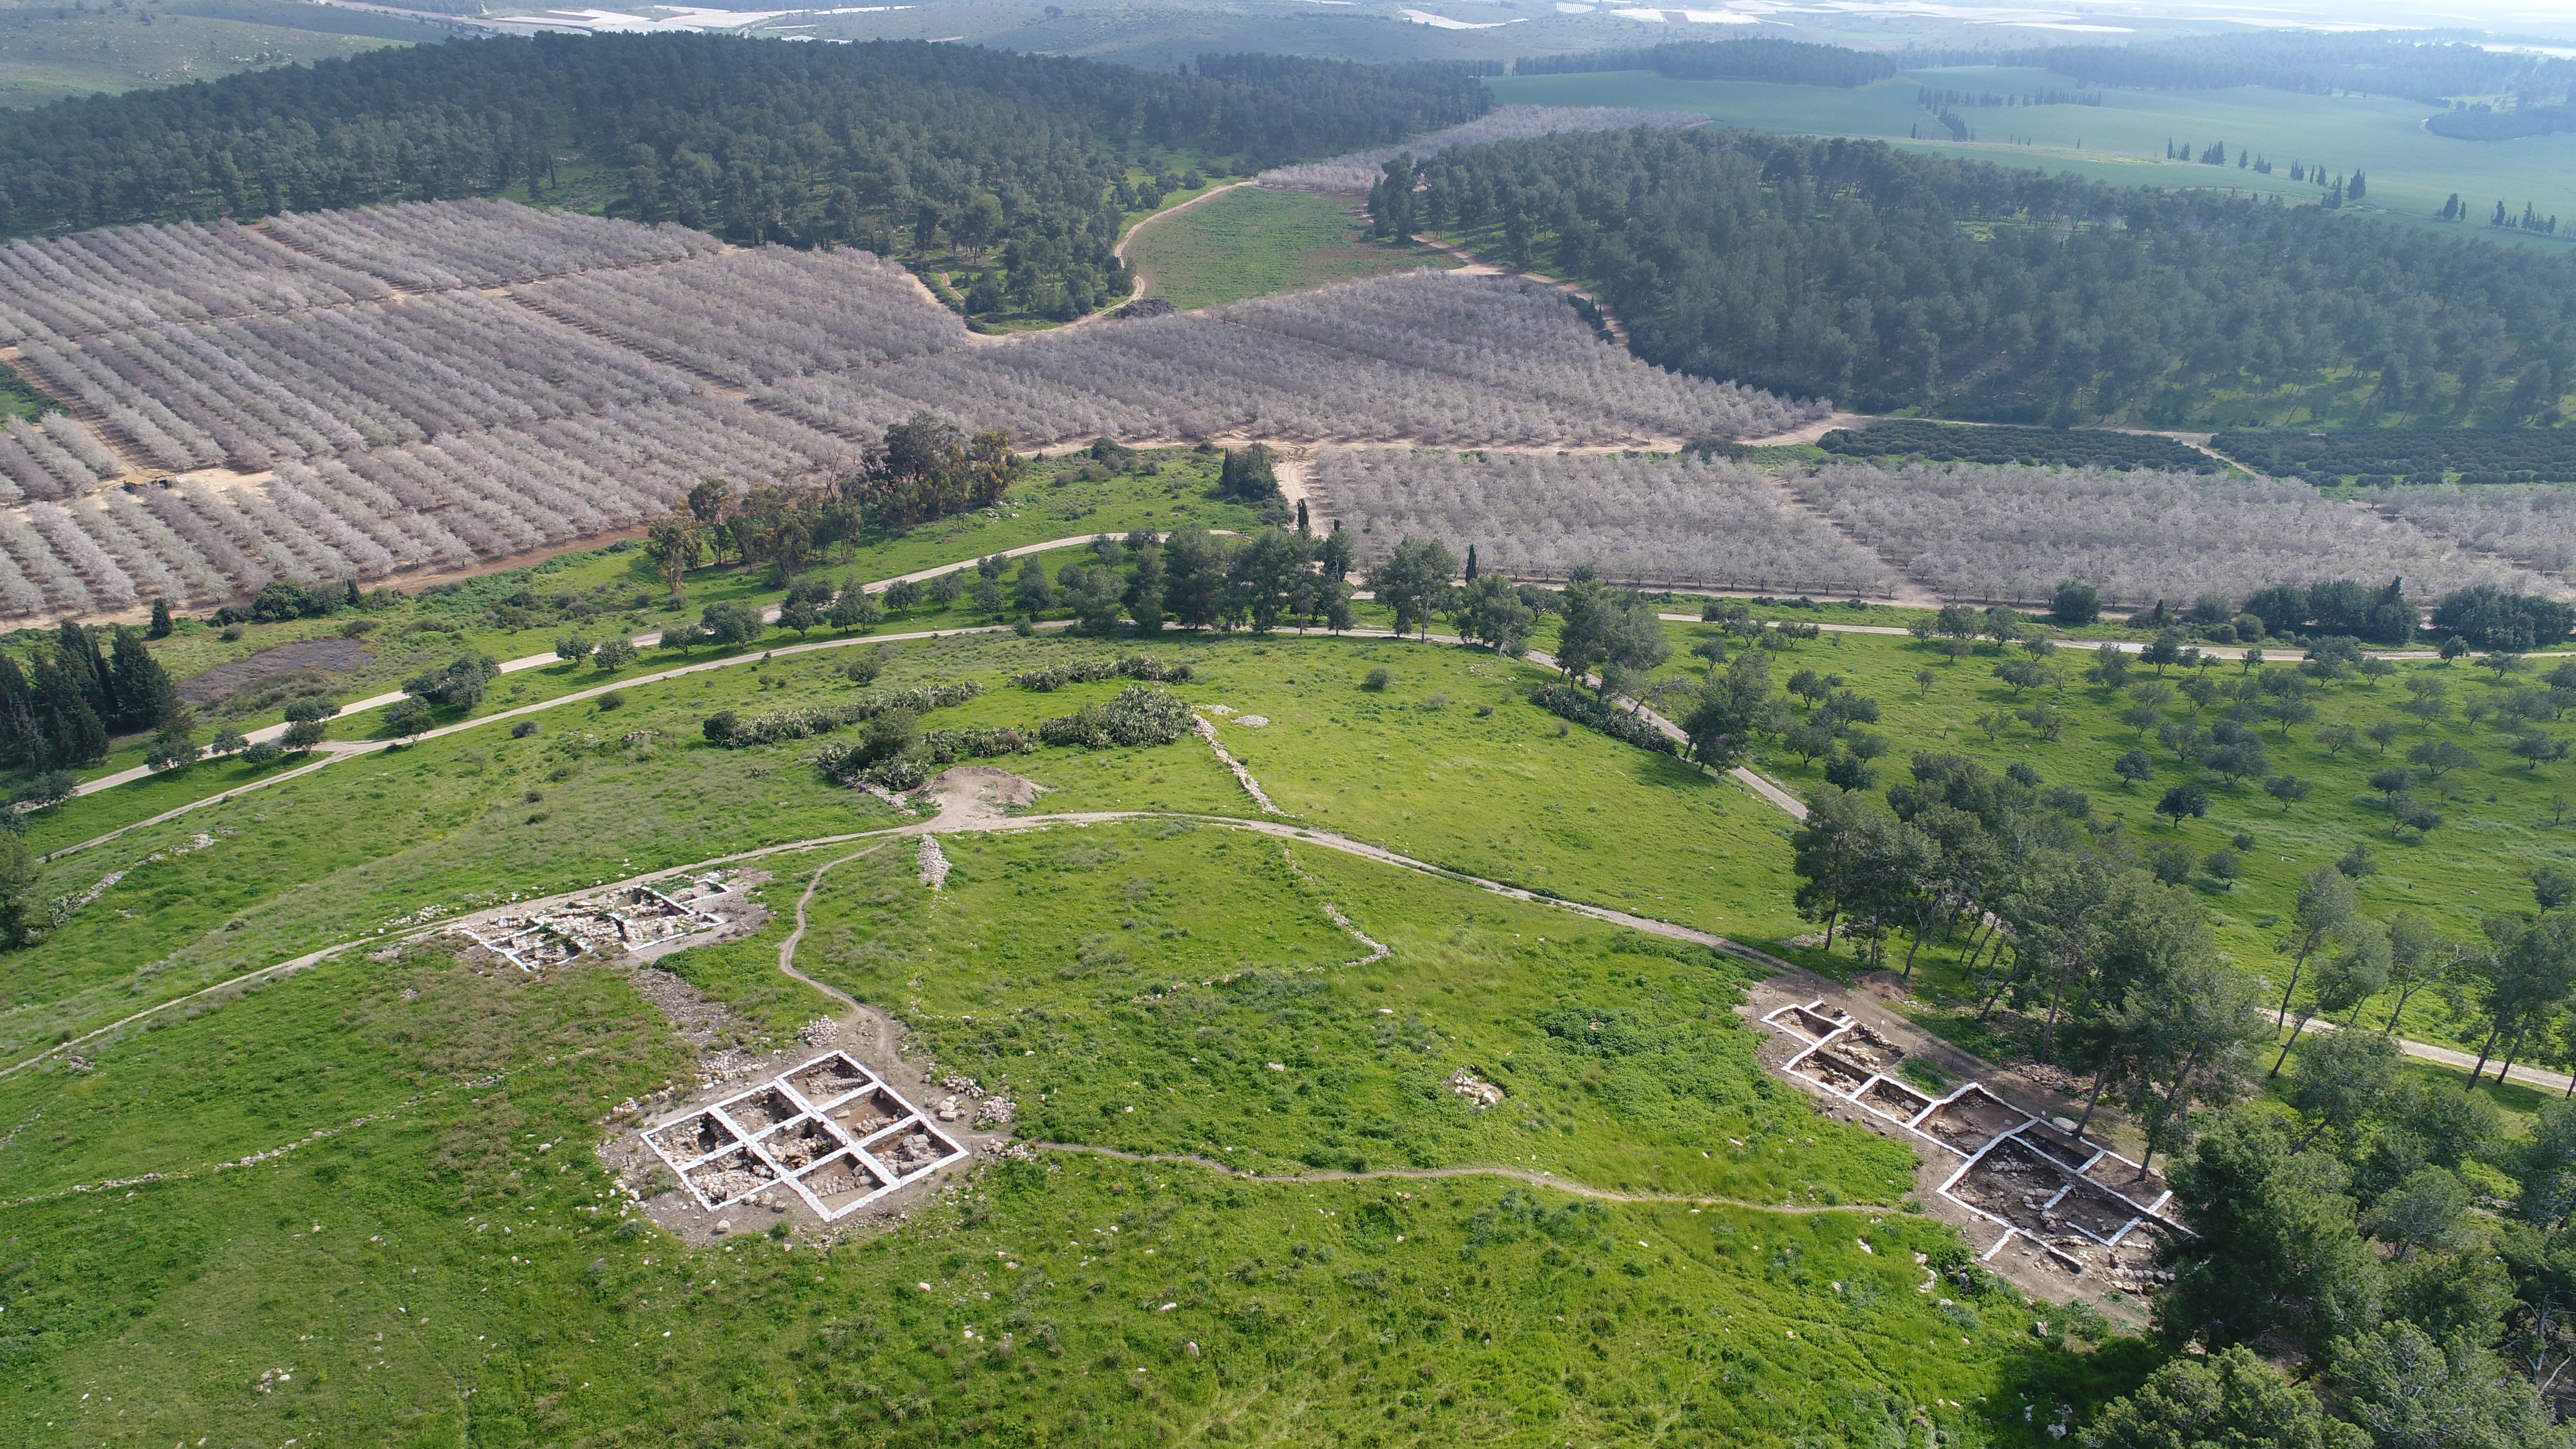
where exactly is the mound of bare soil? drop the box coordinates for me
[177,636,376,703]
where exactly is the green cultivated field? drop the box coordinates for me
[1126,185,1459,310]
[0,1,406,106]
[1488,69,2576,249]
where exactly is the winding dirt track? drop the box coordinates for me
[1010,1142,1861,1210]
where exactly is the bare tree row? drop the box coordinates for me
[1798,460,2541,606]
[511,246,969,386]
[761,272,1820,447]
[1314,447,1892,594]
[2376,483,2576,575]
[259,198,716,293]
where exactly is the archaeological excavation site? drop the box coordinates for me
[641,1048,973,1224]
[1762,998,2178,1296]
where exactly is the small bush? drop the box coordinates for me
[220,624,245,642]
[1362,667,1393,691]
[511,720,539,739]
[1038,685,1194,749]
[598,691,627,710]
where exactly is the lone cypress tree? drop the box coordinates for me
[109,626,181,733]
[1465,543,1478,582]
[147,598,173,639]
[54,620,114,728]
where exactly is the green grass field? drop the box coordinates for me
[1487,68,2576,252]
[1125,185,1459,310]
[0,672,2144,1447]
[0,2,404,106]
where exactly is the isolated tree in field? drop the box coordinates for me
[0,831,43,949]
[281,718,327,752]
[1683,650,1770,769]
[1993,658,2052,695]
[2369,766,2416,814]
[2364,718,2402,754]
[2408,737,2477,780]
[143,719,200,773]
[699,601,765,649]
[882,579,925,616]
[1452,574,1532,656]
[2273,866,2359,1029]
[2264,773,2311,812]
[555,635,593,663]
[1367,537,1457,640]
[2314,721,2358,757]
[383,697,433,739]
[147,598,173,639]
[826,586,874,632]
[1011,555,1053,620]
[645,512,704,604]
[403,653,501,709]
[2143,630,2186,674]
[2114,748,2155,789]
[2052,580,2099,626]
[2512,731,2569,773]
[2157,781,2208,828]
[594,637,639,671]
[780,596,820,638]
[2078,1344,2363,1449]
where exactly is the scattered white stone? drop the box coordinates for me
[1234,716,1269,728]
[1444,1069,1505,1109]
[917,835,950,890]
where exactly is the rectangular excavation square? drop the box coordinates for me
[787,1053,876,1107]
[2017,1119,2096,1171]
[1767,1003,1849,1042]
[1830,1024,1906,1074]
[795,1153,890,1215]
[2084,1156,2169,1209]
[1861,1076,1933,1121]
[716,1086,799,1134]
[646,1111,738,1165]
[683,1146,781,1208]
[1918,1087,2031,1156]
[759,1117,847,1172]
[1947,1138,2079,1234]
[1793,1049,1874,1095]
[861,1122,964,1179]
[2050,1176,2149,1242]
[824,1087,910,1140]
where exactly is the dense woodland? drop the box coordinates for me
[1818,420,2217,474]
[2216,429,2576,483]
[0,35,1488,313]
[1406,128,2576,427]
